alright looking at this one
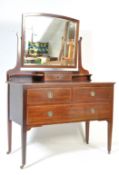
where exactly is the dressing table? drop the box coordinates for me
[7,13,114,168]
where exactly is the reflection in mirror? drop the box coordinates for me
[22,14,79,68]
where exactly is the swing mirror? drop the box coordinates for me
[21,13,79,71]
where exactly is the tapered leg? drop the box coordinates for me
[7,119,12,154]
[107,120,113,154]
[85,121,90,144]
[20,126,27,169]
[7,84,12,154]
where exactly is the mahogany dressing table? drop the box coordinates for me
[7,13,114,168]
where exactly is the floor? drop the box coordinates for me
[0,120,119,175]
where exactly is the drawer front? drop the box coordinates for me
[27,88,71,105]
[45,72,72,81]
[73,87,113,102]
[26,103,112,125]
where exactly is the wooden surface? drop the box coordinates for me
[8,82,114,127]
[25,83,113,127]
[7,81,114,168]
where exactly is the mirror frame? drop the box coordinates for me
[21,13,79,71]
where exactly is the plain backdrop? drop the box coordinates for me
[0,0,119,174]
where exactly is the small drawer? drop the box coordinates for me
[45,72,72,82]
[73,87,113,102]
[27,88,71,105]
[26,103,111,125]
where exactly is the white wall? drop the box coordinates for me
[0,0,119,174]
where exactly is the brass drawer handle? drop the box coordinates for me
[90,108,96,114]
[47,111,53,117]
[90,91,96,97]
[48,91,53,99]
[56,75,64,80]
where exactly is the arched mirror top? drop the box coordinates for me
[21,13,79,71]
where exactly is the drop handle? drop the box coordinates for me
[56,75,64,80]
[47,111,53,117]
[48,91,53,99]
[90,91,96,97]
[90,108,96,114]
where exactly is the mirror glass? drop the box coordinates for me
[22,14,79,69]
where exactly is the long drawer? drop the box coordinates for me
[26,103,112,125]
[27,87,71,105]
[73,87,113,102]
